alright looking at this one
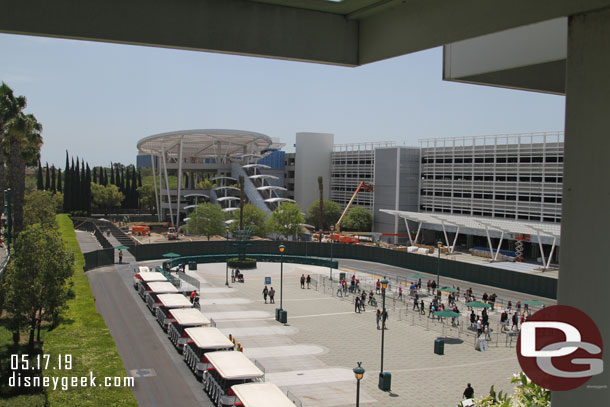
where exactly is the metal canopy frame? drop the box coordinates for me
[381,209,560,269]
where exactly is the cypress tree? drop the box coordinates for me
[85,163,92,215]
[138,169,142,188]
[45,162,50,190]
[51,166,56,192]
[71,158,77,212]
[110,163,115,185]
[92,166,98,184]
[131,167,138,208]
[101,168,107,186]
[63,152,70,212]
[80,159,86,211]
[57,169,62,193]
[37,160,44,190]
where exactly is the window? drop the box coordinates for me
[495,194,506,200]
[485,157,494,163]
[532,177,542,182]
[507,176,517,182]
[484,176,493,181]
[508,157,518,163]
[520,157,531,163]
[474,193,482,199]
[464,158,473,163]
[497,157,507,163]
[519,196,530,202]
[463,193,472,198]
[520,176,530,182]
[506,195,516,201]
[454,192,462,198]
[532,156,543,163]
[455,158,464,164]
[484,194,493,199]
[530,196,541,202]
[475,158,484,163]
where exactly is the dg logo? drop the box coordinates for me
[517,305,604,391]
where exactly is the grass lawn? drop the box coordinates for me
[42,215,137,406]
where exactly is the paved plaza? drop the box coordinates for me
[173,261,531,407]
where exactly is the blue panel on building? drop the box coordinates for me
[258,150,285,170]
[137,154,158,168]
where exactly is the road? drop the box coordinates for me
[86,245,212,407]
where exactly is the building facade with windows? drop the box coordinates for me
[330,141,394,211]
[419,132,564,223]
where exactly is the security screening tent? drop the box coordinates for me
[203,351,264,407]
[155,294,193,331]
[135,272,168,294]
[167,308,211,350]
[145,282,180,312]
[183,327,234,378]
[230,383,295,407]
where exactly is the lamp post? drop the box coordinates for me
[329,225,335,281]
[379,278,391,391]
[279,244,285,311]
[353,362,365,407]
[436,240,443,289]
[225,227,230,286]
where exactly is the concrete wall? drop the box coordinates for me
[294,132,333,211]
[373,147,420,242]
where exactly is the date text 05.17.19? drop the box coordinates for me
[11,354,72,371]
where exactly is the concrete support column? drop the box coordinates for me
[554,8,610,406]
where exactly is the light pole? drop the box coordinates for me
[353,362,365,407]
[436,240,443,290]
[379,278,391,391]
[329,225,335,281]
[225,227,230,286]
[279,244,285,311]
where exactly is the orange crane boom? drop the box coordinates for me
[335,181,373,233]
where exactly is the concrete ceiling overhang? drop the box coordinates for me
[1,0,609,69]
[443,18,567,95]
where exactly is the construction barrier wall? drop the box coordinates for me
[83,248,115,271]
[127,241,557,299]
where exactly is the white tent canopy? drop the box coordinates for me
[381,209,560,269]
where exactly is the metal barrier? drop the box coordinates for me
[286,389,303,406]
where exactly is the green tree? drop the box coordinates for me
[2,224,74,347]
[306,200,342,230]
[270,202,304,238]
[36,159,44,189]
[0,82,27,207]
[186,202,226,240]
[342,206,373,231]
[3,111,43,239]
[231,204,269,237]
[137,184,157,212]
[24,190,57,229]
[91,183,124,214]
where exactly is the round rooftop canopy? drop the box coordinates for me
[137,129,276,159]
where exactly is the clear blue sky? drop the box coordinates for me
[0,33,565,168]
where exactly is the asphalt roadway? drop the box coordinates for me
[87,245,212,407]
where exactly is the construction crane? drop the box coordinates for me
[335,181,374,233]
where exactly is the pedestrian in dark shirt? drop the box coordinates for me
[463,383,474,399]
[355,296,361,313]
[306,274,311,289]
[269,287,275,304]
[262,286,269,304]
[118,250,123,264]
[300,274,305,289]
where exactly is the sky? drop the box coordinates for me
[0,33,565,168]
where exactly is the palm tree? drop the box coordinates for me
[0,83,27,208]
[3,111,43,239]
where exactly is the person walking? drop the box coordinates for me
[507,300,512,312]
[368,290,374,305]
[398,286,403,301]
[376,309,381,329]
[190,290,197,303]
[262,286,269,304]
[300,274,305,289]
[355,296,361,313]
[306,274,311,289]
[413,295,419,311]
[376,279,381,294]
[463,383,474,399]
[118,249,123,264]
[427,280,431,294]
[420,300,425,315]
[512,312,519,331]
[231,269,235,283]
[337,282,343,297]
[359,292,366,312]
[382,309,388,329]
[418,278,422,289]
[269,287,275,304]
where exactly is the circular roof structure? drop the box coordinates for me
[137,129,274,159]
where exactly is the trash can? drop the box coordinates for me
[188,261,197,270]
[275,308,282,321]
[434,338,444,355]
[378,372,392,391]
[278,310,288,324]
